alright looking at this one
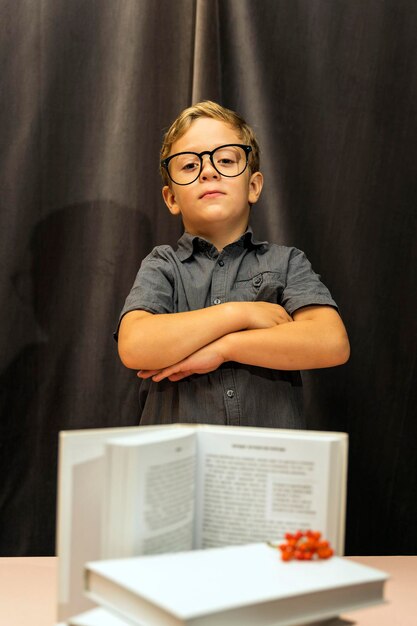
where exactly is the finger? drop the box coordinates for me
[137,369,162,379]
[168,371,193,381]
[152,372,168,382]
[152,367,178,382]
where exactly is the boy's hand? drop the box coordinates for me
[137,340,226,382]
[245,302,293,329]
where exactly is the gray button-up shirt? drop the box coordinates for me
[116,229,338,429]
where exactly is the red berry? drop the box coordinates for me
[279,530,333,563]
[317,547,333,559]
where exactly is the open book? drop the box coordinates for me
[56,424,348,622]
[83,544,387,626]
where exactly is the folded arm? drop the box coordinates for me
[223,305,350,370]
[117,301,292,370]
[141,306,350,382]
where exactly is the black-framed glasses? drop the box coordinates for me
[161,144,252,185]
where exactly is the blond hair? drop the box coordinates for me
[160,101,260,185]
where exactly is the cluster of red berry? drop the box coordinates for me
[277,530,334,561]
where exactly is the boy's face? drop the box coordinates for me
[162,118,263,246]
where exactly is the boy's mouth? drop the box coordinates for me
[199,190,224,199]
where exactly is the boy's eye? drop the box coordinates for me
[174,155,200,173]
[214,148,240,167]
[182,162,199,171]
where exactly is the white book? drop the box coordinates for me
[67,607,136,625]
[84,544,388,626]
[56,424,348,622]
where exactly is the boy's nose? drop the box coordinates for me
[199,155,219,180]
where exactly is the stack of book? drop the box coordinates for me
[55,424,387,625]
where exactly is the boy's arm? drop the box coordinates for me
[141,305,349,382]
[223,305,350,370]
[118,301,292,370]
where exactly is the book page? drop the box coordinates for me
[194,427,344,552]
[103,428,197,557]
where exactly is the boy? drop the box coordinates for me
[116,101,349,428]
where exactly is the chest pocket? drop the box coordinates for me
[231,271,284,303]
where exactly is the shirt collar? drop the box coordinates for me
[175,226,268,262]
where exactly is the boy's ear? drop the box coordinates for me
[248,171,264,205]
[162,185,181,215]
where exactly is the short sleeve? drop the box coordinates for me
[114,247,175,340]
[280,248,338,315]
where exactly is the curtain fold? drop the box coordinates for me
[191,0,221,102]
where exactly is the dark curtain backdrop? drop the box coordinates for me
[1,0,416,556]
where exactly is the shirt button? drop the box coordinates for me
[213,298,221,305]
[218,260,225,267]
[226,389,235,398]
